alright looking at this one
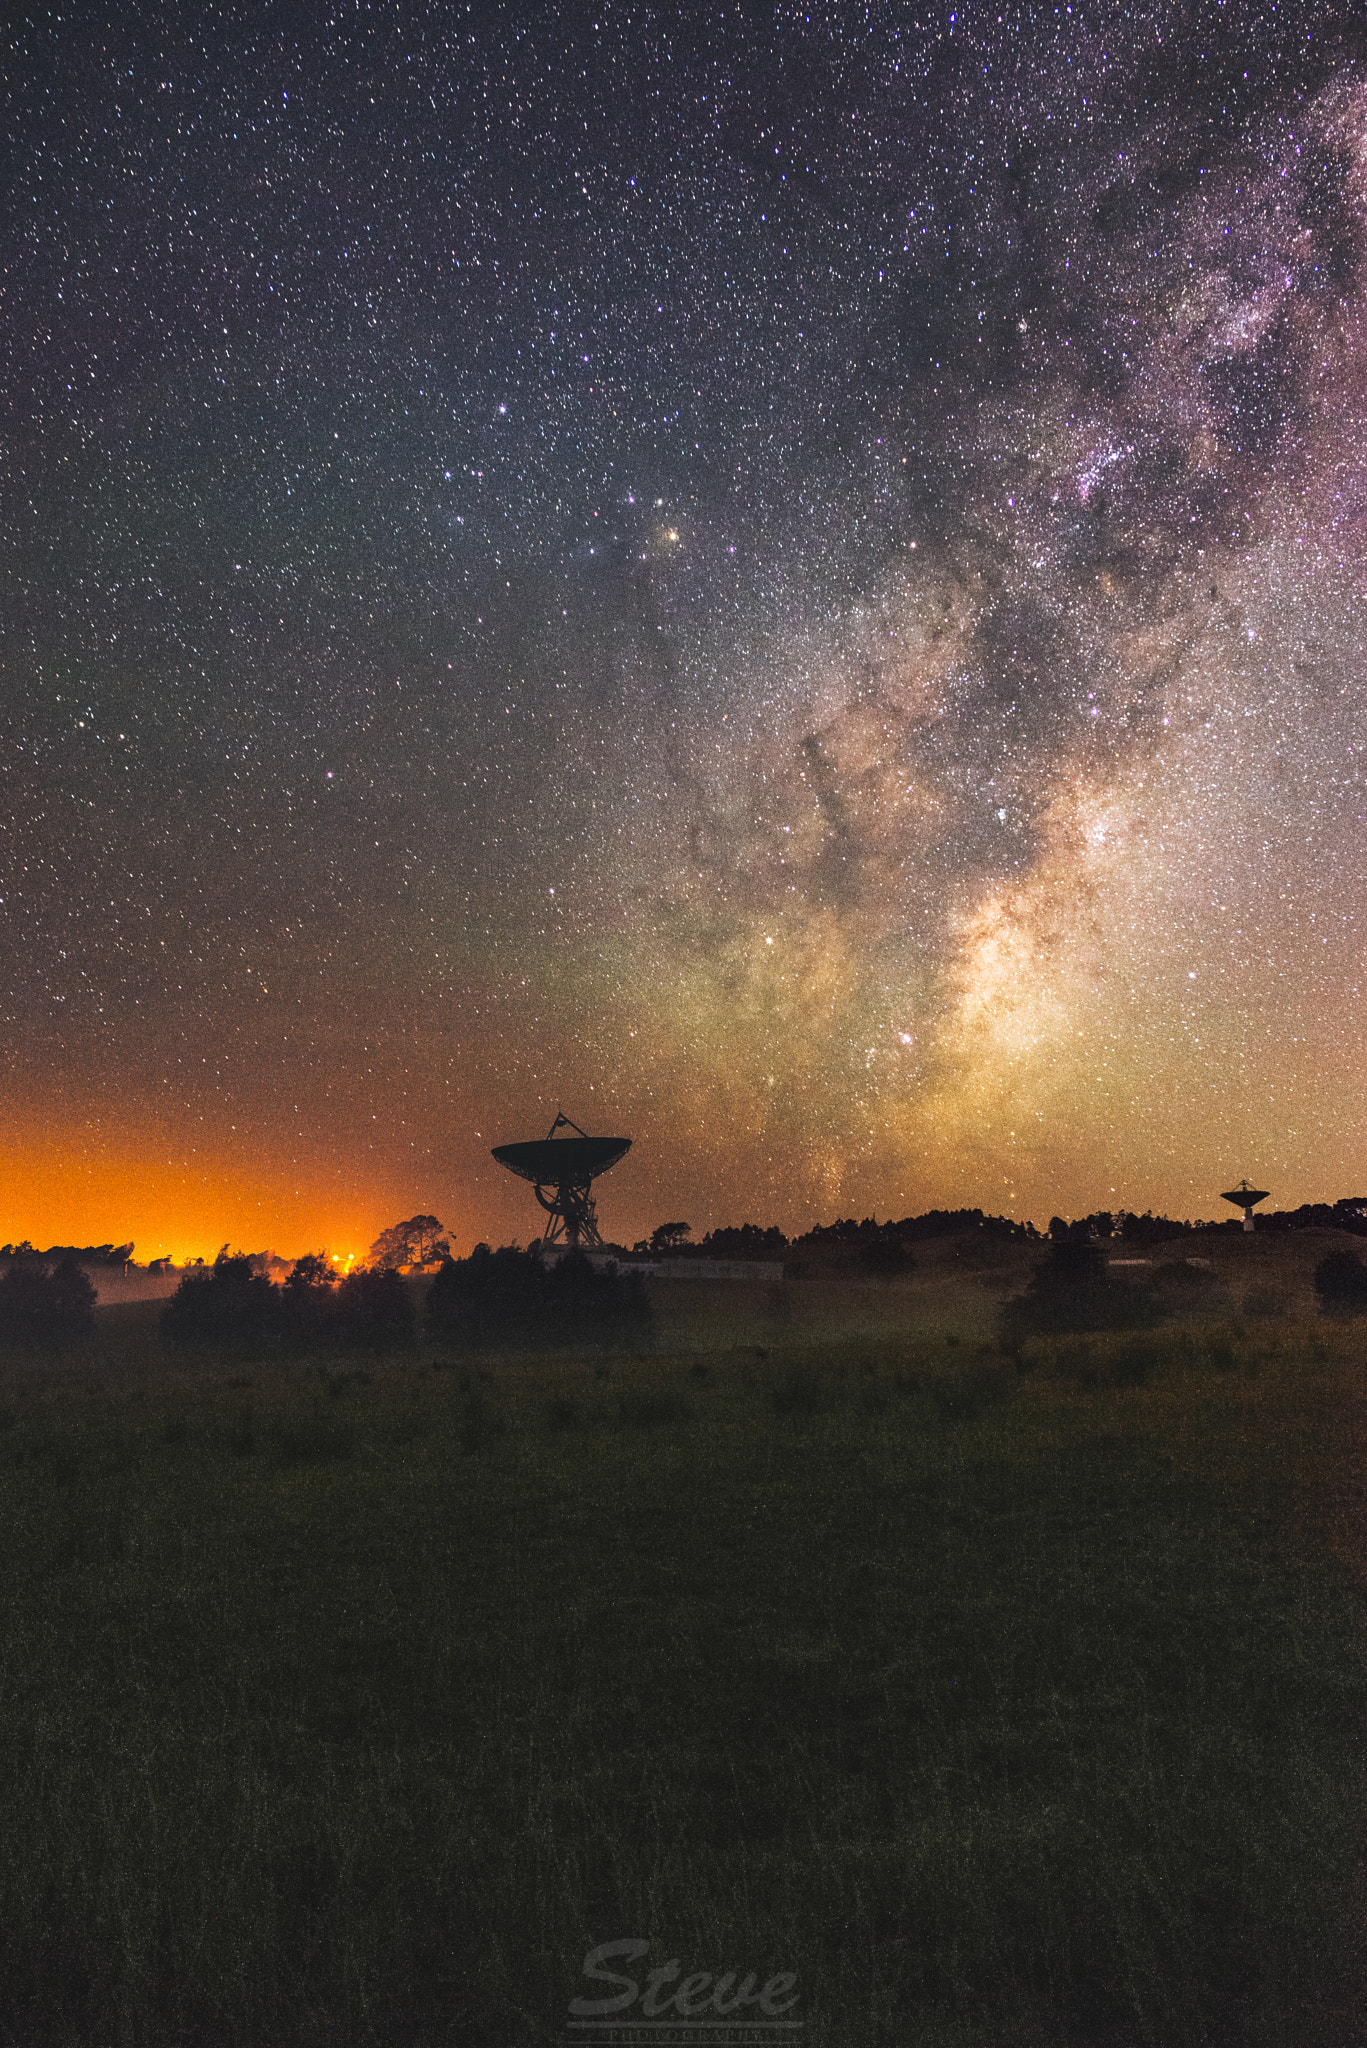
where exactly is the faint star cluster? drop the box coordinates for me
[2,1,1365,1253]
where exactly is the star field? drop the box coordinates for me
[3,1,1366,1257]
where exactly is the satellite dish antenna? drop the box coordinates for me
[1220,1178,1270,1233]
[492,1111,632,1250]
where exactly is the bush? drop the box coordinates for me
[161,1253,280,1358]
[279,1252,338,1353]
[0,1256,97,1352]
[425,1246,652,1353]
[1001,1239,1152,1347]
[332,1268,416,1353]
[1314,1249,1367,1309]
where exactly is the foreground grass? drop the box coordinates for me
[0,1320,1364,2045]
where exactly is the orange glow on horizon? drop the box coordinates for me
[0,1127,397,1266]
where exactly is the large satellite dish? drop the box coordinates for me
[1220,1178,1270,1233]
[492,1112,632,1250]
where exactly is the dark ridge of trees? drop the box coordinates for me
[1314,1248,1367,1308]
[1042,1199,1367,1245]
[0,1256,97,1352]
[783,1210,1035,1280]
[1116,1212,1241,1242]
[0,1242,134,1265]
[426,1246,653,1354]
[1260,1199,1367,1238]
[798,1210,1033,1247]
[697,1223,788,1259]
[627,1222,787,1260]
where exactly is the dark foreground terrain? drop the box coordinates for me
[0,1265,1364,2045]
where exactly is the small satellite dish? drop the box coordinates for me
[1220,1179,1270,1232]
[492,1112,631,1249]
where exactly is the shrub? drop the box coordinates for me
[161,1252,280,1358]
[332,1268,416,1353]
[1314,1249,1367,1309]
[425,1246,652,1353]
[280,1252,338,1352]
[1001,1239,1152,1346]
[0,1256,96,1352]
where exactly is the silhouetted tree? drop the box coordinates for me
[280,1252,337,1351]
[333,1267,416,1352]
[649,1221,691,1252]
[368,1215,451,1271]
[287,1252,335,1291]
[0,1255,97,1352]
[427,1245,652,1353]
[1314,1249,1367,1309]
[161,1250,280,1357]
[1002,1236,1149,1345]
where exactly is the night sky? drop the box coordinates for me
[5,2,1366,1262]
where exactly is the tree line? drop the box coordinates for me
[5,1196,1366,1357]
[155,1241,650,1359]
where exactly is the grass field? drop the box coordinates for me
[1,1251,1365,2045]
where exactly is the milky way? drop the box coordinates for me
[3,3,1365,1257]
